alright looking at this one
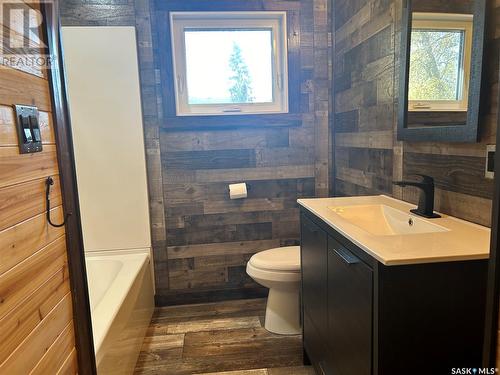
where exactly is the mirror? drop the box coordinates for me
[398,0,486,142]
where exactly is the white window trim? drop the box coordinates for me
[409,12,473,112]
[170,11,289,116]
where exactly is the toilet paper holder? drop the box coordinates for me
[227,183,251,199]
[226,183,251,192]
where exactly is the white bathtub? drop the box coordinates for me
[86,251,154,374]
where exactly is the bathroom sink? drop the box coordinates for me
[329,204,449,236]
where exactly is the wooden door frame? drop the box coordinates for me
[42,1,97,373]
[483,50,500,367]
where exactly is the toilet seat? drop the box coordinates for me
[247,262,301,283]
[248,246,301,272]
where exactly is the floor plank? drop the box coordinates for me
[134,298,312,375]
[166,316,262,334]
[198,370,267,375]
[195,368,315,375]
[267,367,316,375]
[153,298,267,323]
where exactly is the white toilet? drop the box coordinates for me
[246,246,301,335]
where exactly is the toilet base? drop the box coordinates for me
[264,288,301,335]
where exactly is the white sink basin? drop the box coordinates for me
[329,204,449,236]
[298,195,490,265]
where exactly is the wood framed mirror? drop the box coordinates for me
[398,0,486,142]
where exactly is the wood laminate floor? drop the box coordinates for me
[134,298,314,375]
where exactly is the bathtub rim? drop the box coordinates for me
[85,248,151,364]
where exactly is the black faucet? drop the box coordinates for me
[393,174,441,218]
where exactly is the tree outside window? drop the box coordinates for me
[229,43,255,103]
[408,29,464,101]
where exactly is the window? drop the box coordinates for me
[170,12,288,116]
[408,12,473,112]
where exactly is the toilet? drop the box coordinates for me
[246,246,301,335]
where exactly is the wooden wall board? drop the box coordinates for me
[407,111,467,128]
[403,186,493,227]
[30,322,75,375]
[59,3,136,26]
[0,67,51,111]
[162,114,303,131]
[167,239,282,260]
[0,207,65,276]
[404,152,493,199]
[0,235,67,319]
[0,175,62,231]
[0,263,70,365]
[411,0,474,14]
[0,145,59,189]
[333,0,396,198]
[0,293,73,374]
[0,3,79,372]
[57,348,78,375]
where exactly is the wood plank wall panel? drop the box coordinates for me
[0,68,51,111]
[0,2,77,372]
[333,0,396,198]
[159,129,317,302]
[156,0,330,304]
[0,176,62,232]
[333,0,499,228]
[61,0,333,305]
[57,349,78,375]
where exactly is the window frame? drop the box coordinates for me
[409,12,473,112]
[170,11,289,116]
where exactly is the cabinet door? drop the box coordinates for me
[301,215,328,363]
[328,236,373,375]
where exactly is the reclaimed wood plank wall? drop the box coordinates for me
[0,2,77,372]
[61,0,332,304]
[157,0,332,304]
[333,0,397,198]
[333,0,500,227]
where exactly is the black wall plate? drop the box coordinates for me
[13,104,43,154]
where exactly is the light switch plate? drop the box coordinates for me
[13,104,42,154]
[485,144,496,179]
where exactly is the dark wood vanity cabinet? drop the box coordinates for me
[301,215,329,372]
[328,236,372,375]
[300,211,488,375]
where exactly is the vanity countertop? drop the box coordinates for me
[298,195,490,266]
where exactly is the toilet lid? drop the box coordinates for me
[249,246,301,272]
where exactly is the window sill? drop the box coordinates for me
[161,113,302,131]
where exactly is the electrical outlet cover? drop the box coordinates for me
[486,144,496,179]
